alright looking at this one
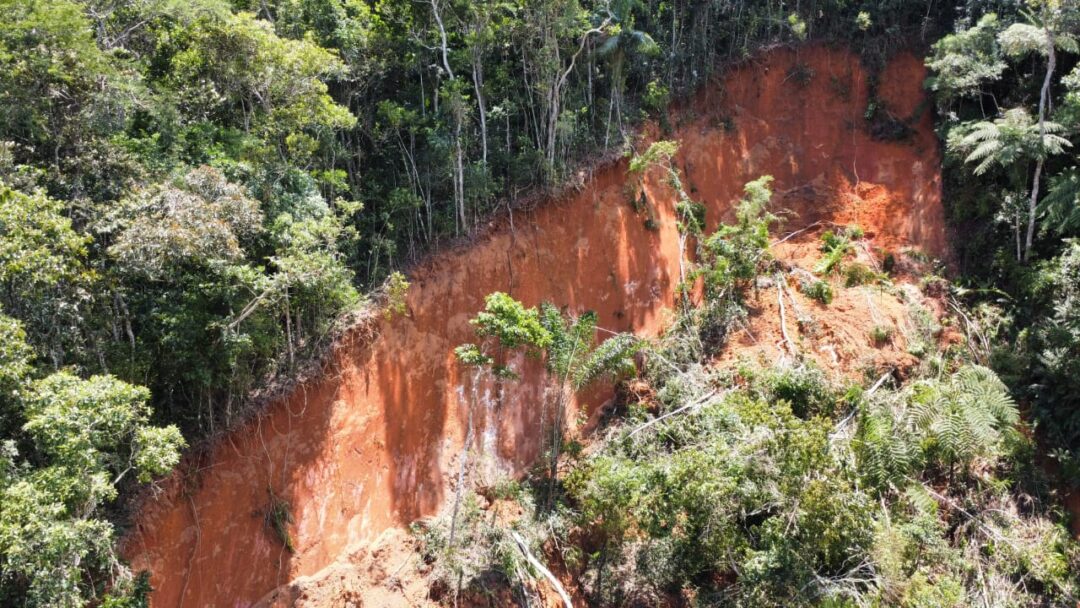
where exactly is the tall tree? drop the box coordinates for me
[998,3,1080,260]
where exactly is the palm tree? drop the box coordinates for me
[538,303,639,503]
[455,293,640,509]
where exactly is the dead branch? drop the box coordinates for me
[627,390,722,438]
[829,370,893,440]
[777,275,796,355]
[772,220,823,246]
[510,531,573,608]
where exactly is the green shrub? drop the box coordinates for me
[870,324,894,345]
[844,262,882,286]
[804,279,834,304]
[758,363,840,418]
[816,229,856,275]
[382,271,410,319]
[882,252,897,274]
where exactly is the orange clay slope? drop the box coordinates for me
[123,45,946,607]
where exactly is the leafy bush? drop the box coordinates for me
[691,176,777,347]
[568,387,873,604]
[265,489,295,553]
[815,228,857,275]
[563,359,1075,606]
[870,324,895,345]
[753,362,842,419]
[803,279,835,304]
[844,262,882,286]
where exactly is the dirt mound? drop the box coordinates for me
[122,45,946,607]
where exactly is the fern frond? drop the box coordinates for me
[1039,167,1080,234]
[903,482,939,516]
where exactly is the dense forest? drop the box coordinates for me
[2,0,1080,605]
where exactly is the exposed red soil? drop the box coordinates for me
[716,235,939,380]
[123,45,947,607]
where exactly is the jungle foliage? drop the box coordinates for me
[926,0,1080,483]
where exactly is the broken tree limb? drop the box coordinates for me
[772,220,823,246]
[779,279,807,327]
[510,531,573,608]
[829,369,893,440]
[777,275,796,355]
[626,390,721,438]
[226,286,276,331]
[738,317,758,344]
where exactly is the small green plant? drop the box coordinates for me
[920,273,950,296]
[844,262,881,287]
[760,362,839,418]
[627,140,694,238]
[787,13,808,41]
[804,279,834,304]
[643,80,671,116]
[628,140,679,174]
[816,227,859,275]
[786,62,813,86]
[856,10,872,30]
[905,301,942,360]
[829,74,853,101]
[265,488,295,552]
[489,478,524,501]
[870,324,894,346]
[882,252,897,274]
[383,271,410,319]
[902,247,930,264]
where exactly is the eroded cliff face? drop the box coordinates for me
[124,46,946,607]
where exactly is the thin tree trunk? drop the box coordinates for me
[284,288,294,368]
[545,20,609,167]
[431,0,467,234]
[510,532,573,608]
[472,53,488,166]
[1025,26,1056,262]
[454,118,466,231]
[1026,158,1045,261]
[448,370,478,549]
[1015,207,1022,262]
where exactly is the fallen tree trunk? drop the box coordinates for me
[510,531,573,608]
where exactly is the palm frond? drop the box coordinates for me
[572,333,641,389]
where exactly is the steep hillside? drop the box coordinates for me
[123,46,947,606]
